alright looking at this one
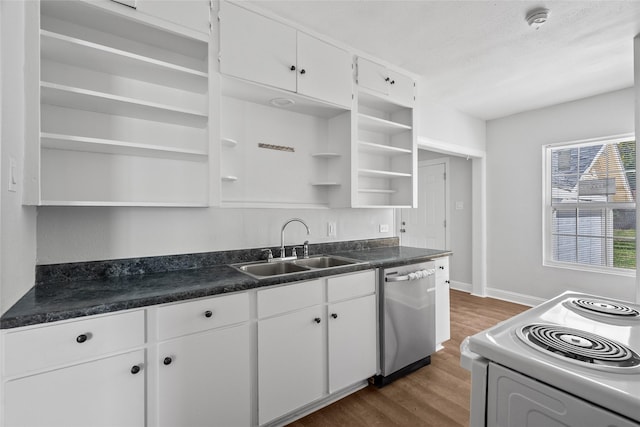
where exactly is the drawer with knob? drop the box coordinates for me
[157,292,249,340]
[327,270,375,302]
[257,279,323,319]
[3,310,145,376]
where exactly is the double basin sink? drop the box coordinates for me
[232,255,364,279]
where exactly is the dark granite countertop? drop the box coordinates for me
[0,242,450,329]
[333,246,452,268]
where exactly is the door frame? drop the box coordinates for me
[397,158,450,250]
[413,136,487,297]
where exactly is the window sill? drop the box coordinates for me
[543,260,636,278]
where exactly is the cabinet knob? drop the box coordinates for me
[76,333,89,344]
[313,317,321,324]
[163,357,173,366]
[331,313,338,319]
[204,310,213,318]
[300,69,306,75]
[390,80,395,85]
[290,65,296,71]
[400,228,406,233]
[130,365,141,375]
[439,266,445,270]
[385,77,390,82]
[445,280,450,284]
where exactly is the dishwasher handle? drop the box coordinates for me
[385,269,435,282]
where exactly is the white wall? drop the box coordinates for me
[1,1,38,314]
[417,83,486,154]
[37,207,394,264]
[416,92,487,295]
[486,88,636,304]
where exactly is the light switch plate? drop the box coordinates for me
[379,224,390,233]
[327,221,337,237]
[8,157,17,192]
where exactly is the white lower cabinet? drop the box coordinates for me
[4,350,145,427]
[1,270,378,427]
[258,305,325,424]
[257,270,377,425]
[153,291,250,427]
[435,256,451,346]
[2,310,146,427]
[157,324,250,427]
[328,294,377,393]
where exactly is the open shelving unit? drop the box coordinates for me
[24,0,210,207]
[218,88,351,209]
[352,89,417,208]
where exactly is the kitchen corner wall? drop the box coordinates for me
[1,1,38,314]
[486,87,636,303]
[36,207,394,264]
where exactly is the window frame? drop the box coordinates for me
[542,133,636,277]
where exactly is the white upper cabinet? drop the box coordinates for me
[296,32,353,108]
[357,57,415,107]
[219,1,352,108]
[219,1,297,93]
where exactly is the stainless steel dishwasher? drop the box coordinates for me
[374,261,437,386]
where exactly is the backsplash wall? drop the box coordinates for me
[37,207,395,264]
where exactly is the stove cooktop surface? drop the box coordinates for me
[517,323,640,371]
[468,291,640,422]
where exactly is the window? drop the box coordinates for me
[544,135,636,273]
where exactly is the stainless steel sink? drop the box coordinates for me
[231,255,364,279]
[291,255,358,269]
[235,262,309,277]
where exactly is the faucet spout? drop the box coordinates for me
[280,218,311,259]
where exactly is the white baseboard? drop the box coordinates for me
[450,281,546,307]
[450,280,472,293]
[486,287,546,307]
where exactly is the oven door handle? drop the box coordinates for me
[385,269,435,282]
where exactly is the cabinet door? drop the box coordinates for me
[158,324,250,427]
[136,1,211,35]
[328,294,377,393]
[258,305,324,424]
[297,32,352,108]
[435,257,451,345]
[220,2,296,92]
[357,57,389,95]
[4,350,145,427]
[387,69,415,106]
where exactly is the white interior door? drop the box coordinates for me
[400,162,446,249]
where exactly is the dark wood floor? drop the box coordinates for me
[288,290,529,427]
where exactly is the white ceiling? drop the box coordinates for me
[246,1,640,120]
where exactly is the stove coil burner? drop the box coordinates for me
[517,324,640,370]
[571,298,640,318]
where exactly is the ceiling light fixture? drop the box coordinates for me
[270,97,295,108]
[526,8,550,29]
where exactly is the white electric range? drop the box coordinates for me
[461,291,640,427]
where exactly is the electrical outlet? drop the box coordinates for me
[379,224,390,233]
[327,221,337,237]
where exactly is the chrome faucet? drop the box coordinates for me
[280,218,310,260]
